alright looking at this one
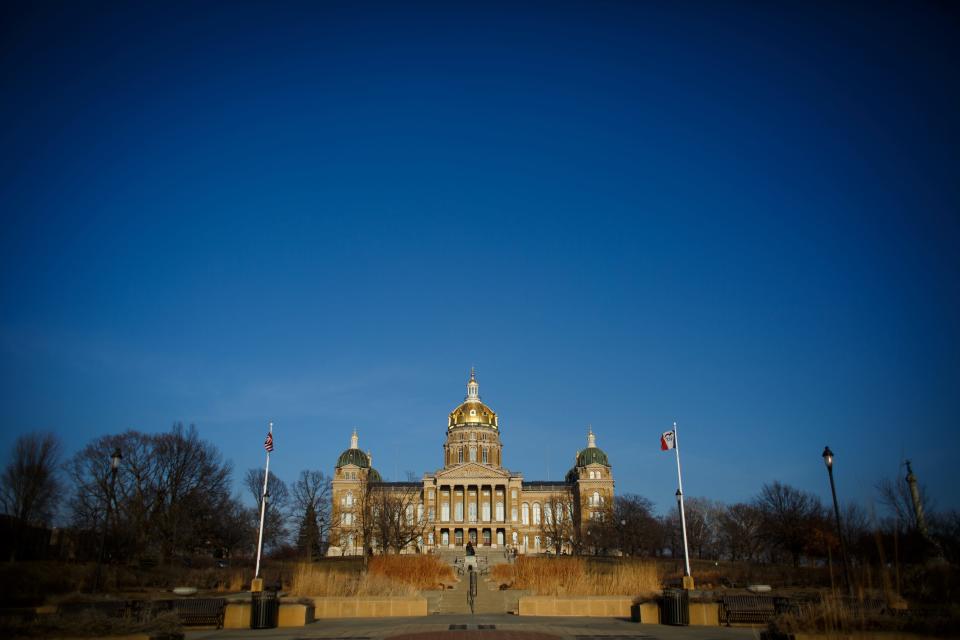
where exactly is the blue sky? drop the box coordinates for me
[1,1,958,516]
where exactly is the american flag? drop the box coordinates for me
[264,431,274,453]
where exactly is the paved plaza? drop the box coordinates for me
[185,614,761,640]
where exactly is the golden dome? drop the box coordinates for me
[448,369,499,429]
[448,400,499,429]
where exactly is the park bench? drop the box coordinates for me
[720,595,776,625]
[166,598,226,628]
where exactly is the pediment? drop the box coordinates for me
[435,463,511,480]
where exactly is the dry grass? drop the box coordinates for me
[367,555,455,590]
[289,556,453,597]
[492,557,661,598]
[769,593,960,636]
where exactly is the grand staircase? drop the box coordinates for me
[429,547,518,615]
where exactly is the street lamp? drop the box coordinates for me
[822,446,853,597]
[93,448,122,593]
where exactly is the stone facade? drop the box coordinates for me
[328,371,614,555]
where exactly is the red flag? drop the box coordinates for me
[264,431,274,453]
[660,430,675,450]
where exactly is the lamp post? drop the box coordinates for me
[822,446,853,597]
[93,448,122,593]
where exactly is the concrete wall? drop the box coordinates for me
[518,596,633,617]
[688,602,719,626]
[310,596,428,618]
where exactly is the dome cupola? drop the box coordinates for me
[336,429,372,468]
[576,426,610,467]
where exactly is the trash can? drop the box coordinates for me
[661,588,689,626]
[250,590,279,629]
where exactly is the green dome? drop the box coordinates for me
[577,446,609,467]
[565,467,579,483]
[368,468,382,482]
[336,448,370,468]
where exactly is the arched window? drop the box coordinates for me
[469,447,477,462]
[521,503,530,525]
[533,503,541,525]
[592,491,600,506]
[544,503,553,524]
[345,491,353,507]
[482,447,488,463]
[458,448,464,463]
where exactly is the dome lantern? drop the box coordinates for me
[576,426,610,467]
[466,367,480,402]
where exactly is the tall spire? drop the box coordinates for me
[587,425,596,448]
[350,429,359,449]
[466,367,480,402]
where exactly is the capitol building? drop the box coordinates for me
[328,370,614,555]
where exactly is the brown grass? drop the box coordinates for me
[492,557,661,598]
[367,555,455,590]
[289,556,454,597]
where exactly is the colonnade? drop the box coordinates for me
[430,482,511,548]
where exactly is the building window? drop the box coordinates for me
[417,504,424,521]
[406,505,414,524]
[345,491,353,507]
[429,506,435,521]
[343,512,353,525]
[442,530,449,545]
[533,503,541,524]
[534,535,541,549]
[521,503,530,525]
[482,501,490,521]
[544,503,553,524]
[512,531,518,545]
[455,529,464,545]
[442,503,450,522]
[458,448,464,463]
[511,506,518,522]
[496,501,504,521]
[428,532,434,545]
[455,502,464,521]
[468,502,477,522]
[469,447,477,462]
[482,447,488,463]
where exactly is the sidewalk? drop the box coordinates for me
[185,613,760,640]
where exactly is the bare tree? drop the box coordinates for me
[539,490,577,554]
[291,470,331,560]
[613,494,662,557]
[365,484,427,554]
[877,473,933,532]
[717,502,762,561]
[683,497,723,560]
[245,468,290,553]
[1,432,62,527]
[66,425,235,564]
[754,481,826,565]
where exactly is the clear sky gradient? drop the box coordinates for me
[1,1,958,515]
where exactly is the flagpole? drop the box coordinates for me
[254,421,272,580]
[673,421,692,579]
